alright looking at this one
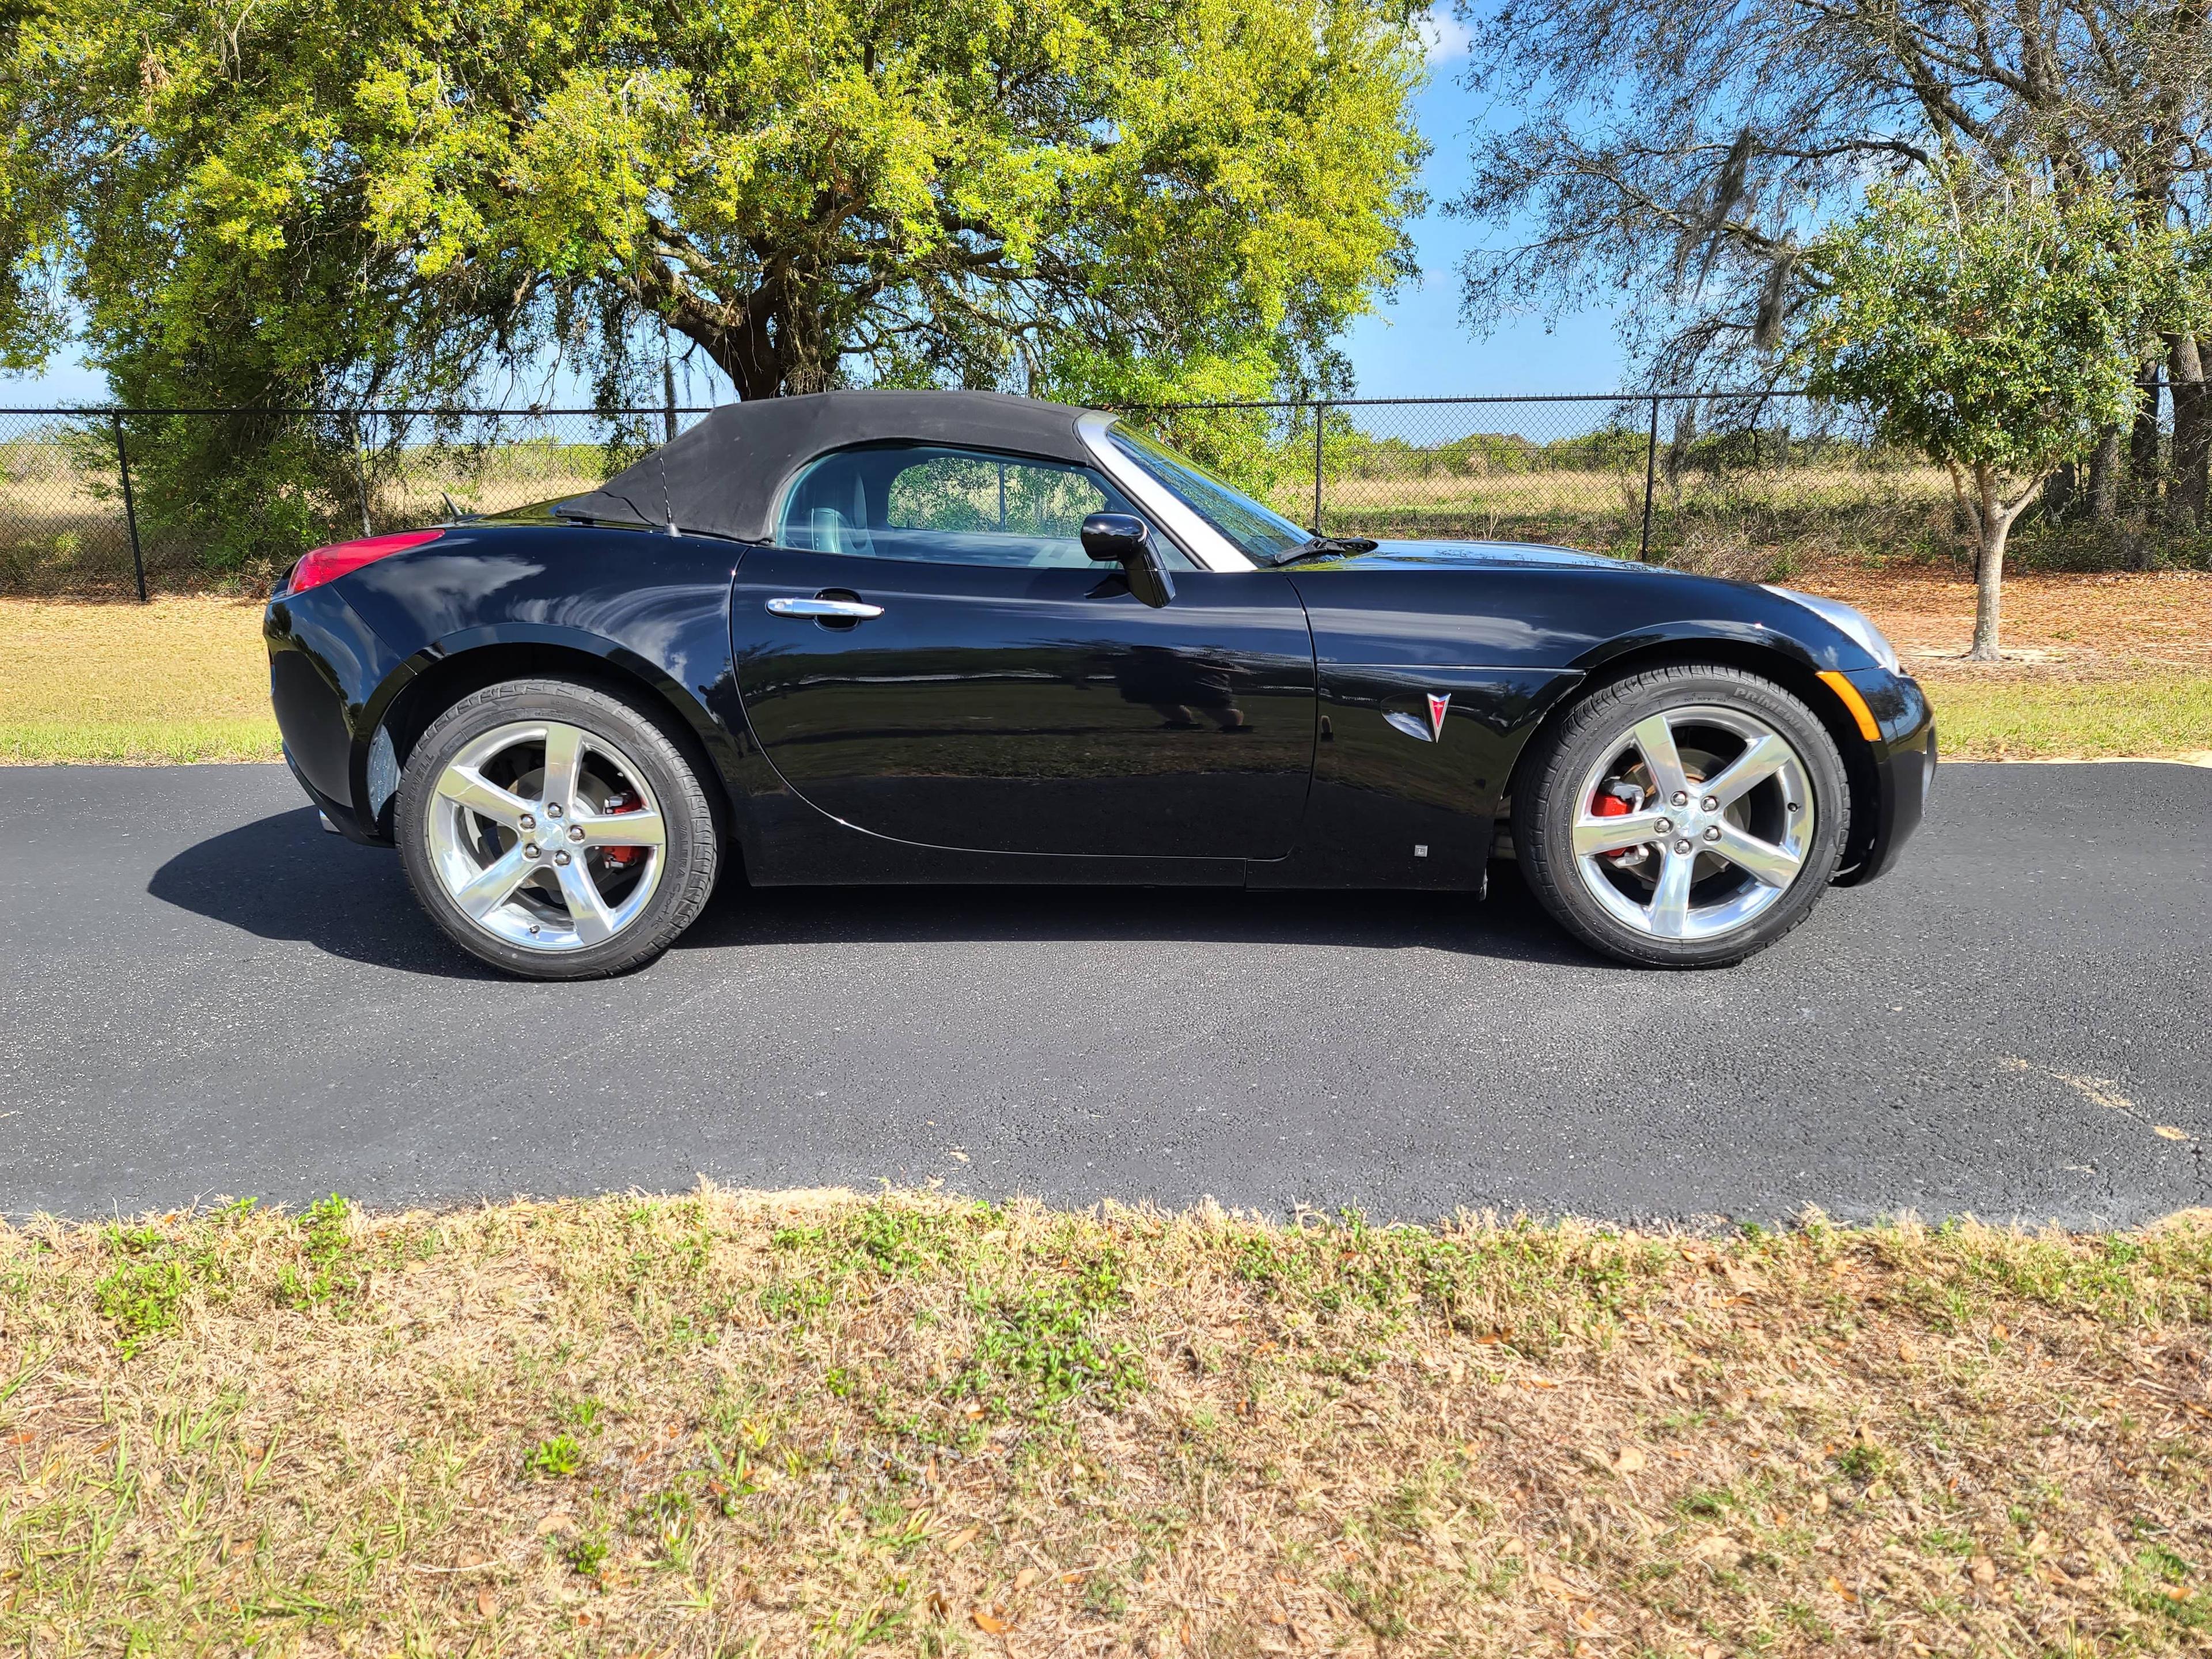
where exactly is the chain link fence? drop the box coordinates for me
[3,392,2199,599]
[0,407,713,599]
[1115,392,1971,580]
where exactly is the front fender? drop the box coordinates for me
[1569,615,1848,681]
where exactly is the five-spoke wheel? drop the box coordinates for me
[1520,665,1849,967]
[425,719,668,952]
[1567,704,1816,942]
[397,679,719,978]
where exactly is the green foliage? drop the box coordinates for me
[771,1201,992,1278]
[526,1433,585,1477]
[956,1251,1143,1417]
[562,1531,609,1575]
[89,1209,259,1356]
[94,1228,190,1358]
[2,0,1427,574]
[1830,1438,1891,1484]
[273,1194,362,1310]
[1797,178,2165,481]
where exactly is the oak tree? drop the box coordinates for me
[1,0,1425,563]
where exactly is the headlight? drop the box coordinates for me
[1762,586,1900,673]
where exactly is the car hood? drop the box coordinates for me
[1292,538,1660,572]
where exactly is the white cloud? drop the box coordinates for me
[1421,2,1472,64]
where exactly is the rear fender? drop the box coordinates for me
[284,522,752,842]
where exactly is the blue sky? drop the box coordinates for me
[1340,5,1626,399]
[1,8,1627,409]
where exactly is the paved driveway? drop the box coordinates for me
[1,762,2205,1225]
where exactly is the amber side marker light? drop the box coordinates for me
[286,529,445,596]
[1817,670,1882,743]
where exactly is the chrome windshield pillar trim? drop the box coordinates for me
[1077,412,1257,573]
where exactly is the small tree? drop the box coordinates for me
[1797,179,2165,659]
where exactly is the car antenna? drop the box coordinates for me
[658,431,678,538]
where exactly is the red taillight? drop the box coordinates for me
[287,529,445,595]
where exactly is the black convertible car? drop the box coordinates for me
[266,390,1934,978]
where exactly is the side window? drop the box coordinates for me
[775,444,1189,569]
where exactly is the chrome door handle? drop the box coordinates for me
[766,596,885,620]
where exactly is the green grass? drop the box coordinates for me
[0,715,281,763]
[1926,672,2212,759]
[0,597,281,764]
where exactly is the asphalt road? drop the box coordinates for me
[1,762,2206,1226]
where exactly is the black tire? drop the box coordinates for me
[1516,664,1850,968]
[397,677,721,979]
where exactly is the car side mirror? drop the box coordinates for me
[1081,512,1176,608]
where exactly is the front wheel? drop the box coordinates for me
[396,678,721,979]
[1517,665,1850,968]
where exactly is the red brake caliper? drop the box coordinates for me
[599,790,647,868]
[1590,781,1645,864]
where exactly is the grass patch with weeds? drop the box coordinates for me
[1,1188,2208,1654]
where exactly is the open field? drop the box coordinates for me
[2,1188,2207,1654]
[7,569,2210,766]
[1304,463,1962,563]
[0,431,615,597]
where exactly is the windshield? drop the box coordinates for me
[1106,425,1312,563]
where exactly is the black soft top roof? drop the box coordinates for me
[556,389,1099,542]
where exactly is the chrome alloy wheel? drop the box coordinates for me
[1568,704,1817,942]
[425,719,667,952]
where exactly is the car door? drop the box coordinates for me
[729,442,1315,860]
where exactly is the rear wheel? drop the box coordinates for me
[397,679,720,978]
[1517,665,1849,968]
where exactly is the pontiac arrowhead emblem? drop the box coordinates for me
[1384,693,1453,744]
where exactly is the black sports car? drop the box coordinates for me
[265,390,1935,978]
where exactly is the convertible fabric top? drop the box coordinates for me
[555,389,1097,542]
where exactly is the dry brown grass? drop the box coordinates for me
[3,1188,2209,1655]
[1323,464,1953,516]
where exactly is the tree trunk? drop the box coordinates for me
[2128,362,2164,507]
[637,252,826,401]
[2167,332,2208,539]
[1968,463,2041,662]
[1969,464,2003,660]
[1946,459,1981,567]
[2088,425,2121,521]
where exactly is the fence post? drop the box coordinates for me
[1312,400,1325,533]
[112,412,146,603]
[1638,392,1661,562]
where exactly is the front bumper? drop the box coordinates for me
[1836,667,1936,884]
[266,582,409,844]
